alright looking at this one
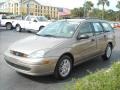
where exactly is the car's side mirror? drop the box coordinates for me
[77,34,89,40]
[33,20,37,22]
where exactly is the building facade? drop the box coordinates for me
[0,0,59,19]
[23,0,58,19]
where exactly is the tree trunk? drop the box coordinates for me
[102,4,105,20]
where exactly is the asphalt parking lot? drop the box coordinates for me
[0,27,120,90]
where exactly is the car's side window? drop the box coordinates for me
[78,22,94,37]
[92,22,103,35]
[39,17,44,21]
[101,22,114,32]
[26,17,31,21]
[31,17,37,22]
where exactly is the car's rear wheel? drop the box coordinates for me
[54,55,72,80]
[16,25,21,32]
[102,44,112,60]
[6,23,12,30]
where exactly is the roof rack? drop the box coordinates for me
[74,17,101,20]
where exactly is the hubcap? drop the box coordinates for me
[7,24,11,29]
[106,46,112,58]
[59,59,71,77]
[16,26,20,31]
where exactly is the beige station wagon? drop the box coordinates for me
[4,19,115,79]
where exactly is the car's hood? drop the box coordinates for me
[2,19,16,21]
[38,21,52,26]
[9,35,67,55]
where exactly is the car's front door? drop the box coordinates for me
[25,16,32,30]
[29,17,40,30]
[73,22,97,64]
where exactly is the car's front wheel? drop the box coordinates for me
[16,25,21,32]
[6,23,12,30]
[54,55,72,79]
[102,44,112,60]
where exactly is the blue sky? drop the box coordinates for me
[36,0,119,11]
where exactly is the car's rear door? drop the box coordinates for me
[101,22,115,47]
[92,22,107,54]
[24,16,32,29]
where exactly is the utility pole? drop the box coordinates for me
[84,0,87,17]
[19,0,22,16]
[27,0,30,15]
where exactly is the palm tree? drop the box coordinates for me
[84,1,94,17]
[97,0,110,19]
[116,1,120,20]
[71,7,84,17]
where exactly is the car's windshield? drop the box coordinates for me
[37,16,48,21]
[2,15,7,19]
[37,21,79,38]
[15,16,24,20]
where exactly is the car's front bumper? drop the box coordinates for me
[4,52,58,76]
[0,23,5,27]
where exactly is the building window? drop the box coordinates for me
[35,13,37,16]
[16,3,18,7]
[36,5,37,8]
[30,13,33,15]
[8,3,10,7]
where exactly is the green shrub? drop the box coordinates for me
[66,62,120,90]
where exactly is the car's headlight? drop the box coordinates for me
[27,50,46,59]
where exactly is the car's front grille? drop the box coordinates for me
[10,50,28,57]
[6,60,31,71]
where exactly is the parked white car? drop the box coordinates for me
[12,15,51,32]
[0,15,15,30]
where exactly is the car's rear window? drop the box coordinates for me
[101,22,114,32]
[92,22,104,35]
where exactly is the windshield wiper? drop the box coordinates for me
[42,34,56,37]
[36,34,56,37]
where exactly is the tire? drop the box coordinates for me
[102,44,112,60]
[54,55,72,80]
[6,23,12,30]
[27,31,32,33]
[16,25,21,32]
